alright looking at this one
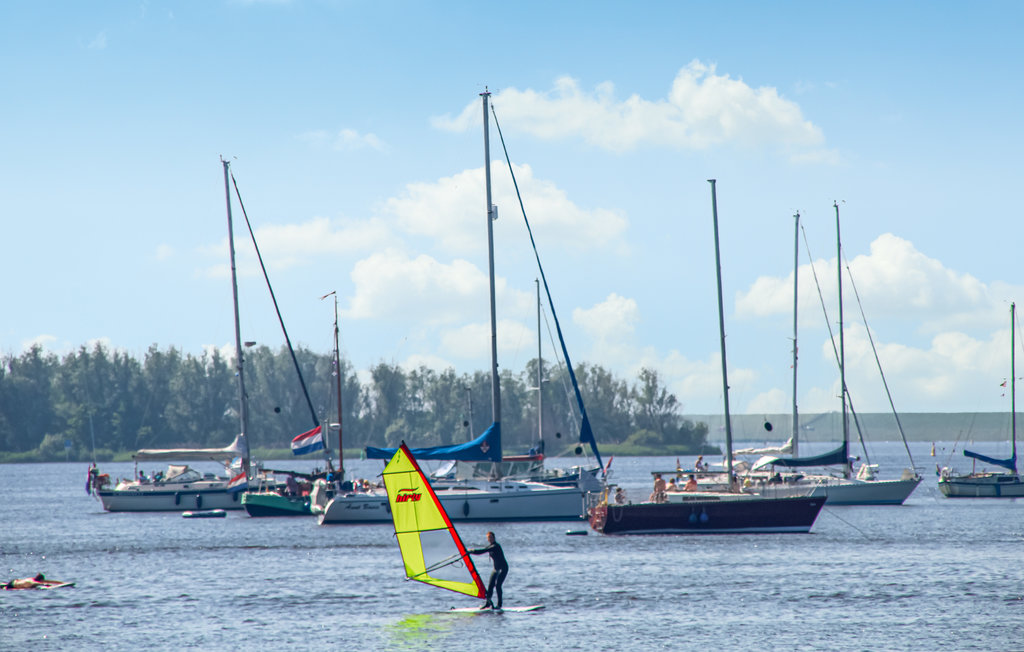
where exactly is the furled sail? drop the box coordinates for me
[751,442,849,470]
[963,449,1017,473]
[367,422,501,462]
[382,442,486,598]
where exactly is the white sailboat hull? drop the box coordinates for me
[938,473,1024,498]
[752,475,921,505]
[98,482,244,512]
[314,480,587,524]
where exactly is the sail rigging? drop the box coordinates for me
[382,443,486,598]
[964,303,1018,473]
[489,103,604,472]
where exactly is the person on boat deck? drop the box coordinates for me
[614,487,627,504]
[649,473,668,502]
[666,478,680,492]
[695,455,705,472]
[469,531,508,610]
[285,475,299,496]
[4,573,46,590]
[683,474,698,492]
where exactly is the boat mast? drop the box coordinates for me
[536,278,543,446]
[1012,303,1017,465]
[331,292,344,480]
[836,201,850,478]
[482,89,501,430]
[792,211,800,456]
[708,179,734,486]
[222,157,250,478]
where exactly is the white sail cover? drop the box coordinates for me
[132,433,247,462]
[734,436,795,457]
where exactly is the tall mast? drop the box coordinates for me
[1012,303,1017,464]
[708,179,733,486]
[792,211,800,456]
[222,157,250,478]
[482,89,501,428]
[836,201,850,478]
[331,292,344,480]
[536,278,543,445]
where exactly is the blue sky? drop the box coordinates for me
[3,1,1023,416]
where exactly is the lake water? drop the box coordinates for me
[2,440,1022,650]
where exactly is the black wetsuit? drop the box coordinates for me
[470,541,508,608]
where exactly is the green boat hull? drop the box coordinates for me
[242,492,311,517]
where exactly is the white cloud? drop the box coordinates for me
[155,244,174,261]
[433,61,825,155]
[574,293,638,345]
[745,388,788,414]
[200,216,393,278]
[21,334,58,352]
[439,319,533,364]
[383,162,627,256]
[401,352,456,373]
[88,33,107,50]
[300,128,387,152]
[736,233,1002,333]
[345,249,533,329]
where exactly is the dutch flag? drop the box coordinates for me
[291,425,324,456]
[227,472,248,493]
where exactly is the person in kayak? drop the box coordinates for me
[469,531,508,610]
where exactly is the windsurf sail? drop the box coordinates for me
[382,442,486,598]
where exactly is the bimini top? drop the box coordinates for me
[382,442,485,598]
[366,422,501,462]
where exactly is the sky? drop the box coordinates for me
[3,1,1024,417]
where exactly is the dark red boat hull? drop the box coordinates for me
[590,495,824,535]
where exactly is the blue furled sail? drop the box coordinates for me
[366,422,502,462]
[754,442,849,470]
[490,108,604,472]
[963,449,1017,473]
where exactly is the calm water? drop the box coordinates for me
[3,441,1023,650]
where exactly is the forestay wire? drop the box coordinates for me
[489,102,603,472]
[230,171,319,429]
[842,254,917,470]
[800,224,871,466]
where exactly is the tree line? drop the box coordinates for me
[0,343,709,461]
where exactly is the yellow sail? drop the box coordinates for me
[382,443,485,598]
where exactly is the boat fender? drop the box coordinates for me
[195,494,203,510]
[699,509,709,523]
[688,511,698,524]
[174,492,181,506]
[462,501,470,517]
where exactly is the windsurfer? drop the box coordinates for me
[469,531,508,610]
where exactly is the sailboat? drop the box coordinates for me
[744,204,921,505]
[97,160,255,512]
[589,180,825,535]
[939,303,1024,497]
[245,294,347,517]
[315,90,587,524]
